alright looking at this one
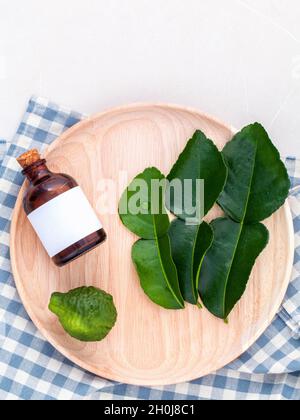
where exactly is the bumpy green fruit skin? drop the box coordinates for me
[49,287,118,342]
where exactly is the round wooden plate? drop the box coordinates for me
[11,104,294,386]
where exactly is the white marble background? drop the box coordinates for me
[0,0,299,155]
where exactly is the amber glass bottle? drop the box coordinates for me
[17,150,107,267]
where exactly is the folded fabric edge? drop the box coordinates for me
[278,308,300,339]
[5,96,85,163]
[286,157,300,190]
[0,139,7,168]
[29,94,88,120]
[276,159,300,338]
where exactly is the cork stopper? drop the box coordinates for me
[17,149,42,169]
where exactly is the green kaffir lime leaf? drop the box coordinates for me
[119,167,169,239]
[167,130,227,221]
[132,236,185,310]
[199,218,269,320]
[169,220,213,305]
[218,123,290,223]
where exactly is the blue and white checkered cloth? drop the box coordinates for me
[0,97,299,400]
[0,140,6,168]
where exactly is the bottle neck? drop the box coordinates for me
[23,159,52,184]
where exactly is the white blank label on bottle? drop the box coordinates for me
[27,187,103,257]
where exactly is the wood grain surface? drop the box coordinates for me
[10,104,294,386]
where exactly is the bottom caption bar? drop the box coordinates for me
[98,402,199,417]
